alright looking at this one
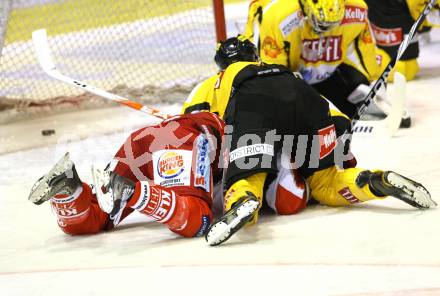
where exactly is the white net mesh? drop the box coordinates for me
[0,0,219,123]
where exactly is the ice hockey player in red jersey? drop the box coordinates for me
[28,112,224,237]
[28,111,310,237]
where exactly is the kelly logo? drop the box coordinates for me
[318,124,337,159]
[342,6,367,24]
[371,24,403,47]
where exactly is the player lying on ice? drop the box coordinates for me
[28,112,311,237]
[27,108,434,240]
[181,36,437,246]
[28,39,436,242]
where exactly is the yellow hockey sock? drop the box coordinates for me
[307,167,385,207]
[224,172,267,225]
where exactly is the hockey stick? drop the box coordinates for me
[32,29,172,120]
[343,0,436,141]
[352,72,406,137]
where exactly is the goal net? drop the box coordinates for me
[0,0,222,123]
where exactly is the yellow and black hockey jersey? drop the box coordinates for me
[181,61,348,121]
[407,0,440,27]
[244,0,274,44]
[182,61,263,117]
[253,0,380,85]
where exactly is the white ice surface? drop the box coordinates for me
[1,5,440,296]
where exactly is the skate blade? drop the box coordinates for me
[206,199,259,246]
[28,152,72,205]
[387,172,437,209]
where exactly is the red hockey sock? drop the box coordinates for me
[128,181,212,237]
[50,183,109,235]
[50,182,92,227]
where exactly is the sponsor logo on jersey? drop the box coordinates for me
[153,150,192,187]
[341,5,367,25]
[194,134,211,192]
[318,124,337,159]
[376,53,383,66]
[338,187,361,204]
[214,71,224,89]
[362,27,373,44]
[52,204,78,217]
[279,10,304,37]
[257,68,281,75]
[301,36,342,63]
[299,64,338,84]
[132,182,150,212]
[262,36,282,58]
[371,24,402,47]
[195,215,210,237]
[52,202,89,225]
[300,68,313,82]
[144,186,175,222]
[315,71,333,81]
[158,151,185,179]
[229,143,274,163]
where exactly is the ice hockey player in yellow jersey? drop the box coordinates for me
[407,0,440,28]
[243,0,274,44]
[181,36,436,246]
[367,0,440,82]
[249,0,383,119]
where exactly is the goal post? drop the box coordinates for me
[0,0,228,123]
[213,0,227,42]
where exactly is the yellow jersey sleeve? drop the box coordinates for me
[337,0,379,82]
[258,0,303,68]
[343,20,381,82]
[244,0,273,40]
[181,74,218,114]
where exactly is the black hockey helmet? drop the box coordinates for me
[214,35,259,70]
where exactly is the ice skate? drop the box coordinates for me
[399,110,411,128]
[91,166,135,225]
[28,152,81,205]
[205,193,260,246]
[358,170,436,209]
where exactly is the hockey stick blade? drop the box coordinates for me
[385,72,406,136]
[32,29,57,73]
[355,71,406,137]
[32,29,171,120]
[342,0,436,141]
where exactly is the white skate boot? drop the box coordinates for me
[205,193,260,246]
[357,170,436,209]
[28,152,81,205]
[91,166,135,225]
